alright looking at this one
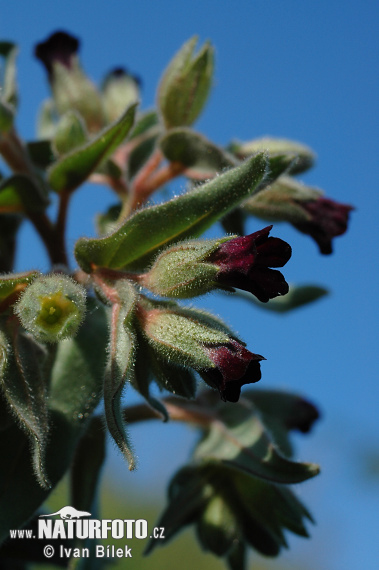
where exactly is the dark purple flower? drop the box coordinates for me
[294,197,353,254]
[208,225,291,303]
[35,31,79,76]
[201,340,265,402]
[285,397,320,433]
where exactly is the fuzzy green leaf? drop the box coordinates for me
[0,298,108,544]
[194,401,319,484]
[1,329,50,488]
[0,270,40,305]
[75,152,268,272]
[104,281,137,469]
[48,102,137,193]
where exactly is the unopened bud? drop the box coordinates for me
[158,36,214,128]
[143,239,227,298]
[35,31,105,132]
[244,176,353,254]
[101,68,140,124]
[15,274,86,343]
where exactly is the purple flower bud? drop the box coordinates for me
[208,226,291,303]
[202,340,265,403]
[35,31,79,76]
[294,197,353,254]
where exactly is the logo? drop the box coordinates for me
[9,506,165,561]
[39,506,91,520]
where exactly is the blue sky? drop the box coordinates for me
[2,1,379,569]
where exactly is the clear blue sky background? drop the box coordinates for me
[2,1,379,569]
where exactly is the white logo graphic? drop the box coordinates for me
[39,506,91,520]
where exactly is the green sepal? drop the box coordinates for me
[144,237,229,298]
[0,42,18,108]
[47,102,137,193]
[160,127,237,176]
[0,270,40,307]
[158,36,214,128]
[230,137,315,174]
[53,110,88,156]
[75,152,268,272]
[234,284,328,314]
[0,298,108,544]
[1,327,50,488]
[132,332,170,421]
[193,397,320,484]
[104,281,137,469]
[134,330,197,404]
[0,174,49,213]
[243,174,322,224]
[140,300,234,371]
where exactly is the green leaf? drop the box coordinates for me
[49,297,108,420]
[70,417,106,514]
[104,281,137,469]
[75,152,268,272]
[160,127,237,176]
[0,270,40,305]
[194,401,319,484]
[158,37,214,128]
[1,328,50,488]
[47,102,137,193]
[243,389,320,457]
[0,42,18,108]
[234,284,328,313]
[0,174,49,213]
[145,465,212,555]
[68,417,106,570]
[0,298,108,544]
